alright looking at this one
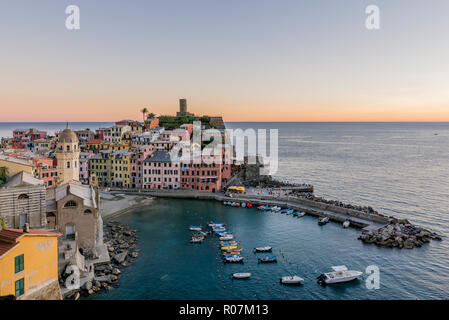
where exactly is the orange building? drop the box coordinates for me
[0,226,62,300]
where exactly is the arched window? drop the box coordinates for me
[18,194,29,200]
[84,209,92,214]
[67,161,71,168]
[64,200,77,208]
[66,145,70,151]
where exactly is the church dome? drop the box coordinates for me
[59,124,78,143]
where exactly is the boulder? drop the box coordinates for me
[113,251,128,264]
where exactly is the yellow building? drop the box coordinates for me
[0,226,62,300]
[111,150,132,188]
[0,156,34,177]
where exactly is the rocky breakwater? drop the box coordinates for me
[358,218,442,249]
[67,221,139,299]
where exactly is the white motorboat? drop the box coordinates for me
[209,222,225,227]
[280,276,304,285]
[271,206,281,212]
[190,238,203,243]
[189,226,202,231]
[254,246,272,252]
[219,235,234,241]
[317,265,363,285]
[343,220,350,228]
[224,256,244,263]
[296,212,306,217]
[318,217,329,225]
[232,273,251,279]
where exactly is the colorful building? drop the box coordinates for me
[0,226,61,300]
[143,150,180,189]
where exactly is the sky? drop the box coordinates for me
[0,0,448,122]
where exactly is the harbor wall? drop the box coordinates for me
[108,189,390,228]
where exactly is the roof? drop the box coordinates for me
[87,139,103,144]
[0,228,61,258]
[58,125,78,143]
[144,150,173,163]
[1,171,45,188]
[52,183,97,209]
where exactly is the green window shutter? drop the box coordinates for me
[15,278,25,297]
[15,254,24,273]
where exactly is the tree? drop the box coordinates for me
[0,167,8,186]
[0,217,6,229]
[140,107,148,122]
[147,112,155,120]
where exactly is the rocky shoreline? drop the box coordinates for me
[358,218,442,249]
[65,221,139,300]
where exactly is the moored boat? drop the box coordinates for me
[258,256,277,263]
[280,276,304,285]
[189,226,202,231]
[317,265,363,286]
[343,220,350,228]
[241,202,246,208]
[190,238,203,243]
[233,273,251,279]
[254,246,272,252]
[219,235,234,241]
[221,245,238,251]
[318,217,329,225]
[224,256,244,263]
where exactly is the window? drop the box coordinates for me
[64,200,77,208]
[67,161,71,168]
[18,194,29,200]
[15,254,24,273]
[84,209,92,214]
[15,278,25,297]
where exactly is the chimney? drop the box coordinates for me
[23,223,29,233]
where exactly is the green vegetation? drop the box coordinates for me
[0,217,6,229]
[158,115,215,130]
[0,166,8,187]
[140,107,148,122]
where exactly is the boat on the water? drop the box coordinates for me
[343,220,350,228]
[258,256,277,263]
[224,256,244,263]
[271,206,281,212]
[294,211,305,217]
[190,238,203,243]
[189,226,202,231]
[318,217,329,225]
[219,235,234,241]
[247,203,253,208]
[280,276,304,285]
[221,245,238,251]
[233,273,251,279]
[257,205,265,210]
[241,202,246,208]
[254,246,272,252]
[317,265,363,286]
[285,209,294,214]
[220,241,237,245]
[209,222,225,227]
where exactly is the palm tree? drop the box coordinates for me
[140,107,148,122]
[147,112,155,119]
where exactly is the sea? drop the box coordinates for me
[1,122,448,299]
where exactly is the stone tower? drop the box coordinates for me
[56,123,80,185]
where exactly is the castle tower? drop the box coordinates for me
[179,99,187,114]
[56,123,80,185]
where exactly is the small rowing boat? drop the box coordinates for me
[224,256,244,263]
[254,246,272,252]
[219,235,234,241]
[318,217,329,225]
[189,226,202,231]
[258,256,277,263]
[233,273,251,279]
[280,276,304,285]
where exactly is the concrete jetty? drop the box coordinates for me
[107,188,390,230]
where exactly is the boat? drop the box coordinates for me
[235,202,241,207]
[241,202,246,208]
[318,217,329,225]
[254,246,272,252]
[343,220,350,228]
[294,211,305,217]
[224,256,244,263]
[209,222,225,227]
[190,238,203,243]
[317,266,363,286]
[247,203,253,208]
[264,206,273,211]
[280,276,304,285]
[280,209,289,214]
[191,235,204,240]
[271,206,281,212]
[220,241,237,245]
[224,250,242,255]
[285,209,294,214]
[258,256,277,263]
[257,205,265,210]
[219,235,234,241]
[221,245,238,251]
[233,273,251,279]
[189,226,202,231]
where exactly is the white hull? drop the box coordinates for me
[233,273,251,279]
[280,276,304,284]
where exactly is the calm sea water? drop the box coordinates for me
[1,122,448,299]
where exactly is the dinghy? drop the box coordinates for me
[224,256,244,263]
[254,246,272,252]
[280,276,304,285]
[258,256,277,263]
[343,220,350,228]
[219,235,234,241]
[233,273,251,279]
[189,226,202,231]
[318,217,329,225]
[190,238,203,243]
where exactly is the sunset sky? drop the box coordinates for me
[1,0,448,122]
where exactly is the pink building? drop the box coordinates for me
[79,152,94,184]
[142,151,180,190]
[130,145,155,189]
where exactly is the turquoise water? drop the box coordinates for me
[90,198,447,300]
